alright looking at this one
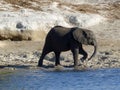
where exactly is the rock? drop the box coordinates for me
[104,51,113,55]
[100,56,108,60]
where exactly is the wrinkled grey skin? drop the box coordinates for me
[38,26,97,67]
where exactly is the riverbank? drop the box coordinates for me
[0,19,120,71]
[0,0,120,71]
[0,37,120,71]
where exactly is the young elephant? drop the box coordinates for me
[38,26,97,68]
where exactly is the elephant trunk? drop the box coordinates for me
[88,43,97,60]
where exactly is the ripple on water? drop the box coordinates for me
[0,68,120,90]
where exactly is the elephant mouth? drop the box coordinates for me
[88,45,97,60]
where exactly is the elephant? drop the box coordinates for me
[38,26,97,68]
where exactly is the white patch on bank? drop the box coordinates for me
[0,9,106,32]
[0,1,106,40]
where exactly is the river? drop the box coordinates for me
[0,68,120,90]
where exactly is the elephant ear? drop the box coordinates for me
[72,28,88,45]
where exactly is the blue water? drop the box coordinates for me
[0,68,120,90]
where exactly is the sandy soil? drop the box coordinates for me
[0,20,120,71]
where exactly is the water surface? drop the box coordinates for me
[0,68,120,90]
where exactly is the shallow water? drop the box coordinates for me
[0,68,120,90]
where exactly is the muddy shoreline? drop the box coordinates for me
[0,39,120,71]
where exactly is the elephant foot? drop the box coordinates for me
[38,63,43,67]
[80,57,87,62]
[54,65,64,71]
[74,64,88,71]
[38,60,44,67]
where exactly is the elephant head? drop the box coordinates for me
[73,28,97,60]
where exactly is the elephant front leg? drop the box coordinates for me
[72,48,88,70]
[71,48,79,68]
[55,52,61,66]
[54,52,64,70]
[79,45,88,62]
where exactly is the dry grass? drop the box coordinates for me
[105,2,120,19]
[4,0,57,11]
[71,4,98,13]
[56,1,120,19]
[4,0,42,10]
[71,2,120,19]
[4,0,32,6]
[0,29,47,41]
[3,0,120,19]
[30,30,47,41]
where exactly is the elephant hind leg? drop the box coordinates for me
[54,52,61,66]
[38,49,51,67]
